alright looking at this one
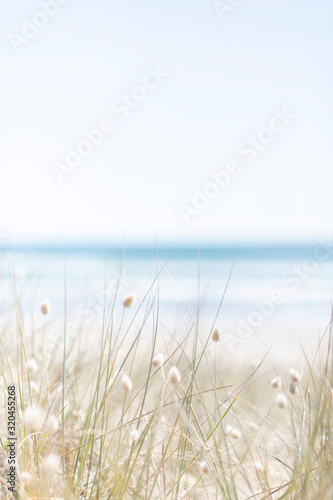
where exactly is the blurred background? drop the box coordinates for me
[1,0,333,244]
[1,0,333,354]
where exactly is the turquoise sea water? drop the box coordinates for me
[1,244,333,354]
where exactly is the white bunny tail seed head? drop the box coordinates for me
[21,471,33,485]
[40,299,50,315]
[30,381,39,394]
[230,427,241,440]
[200,460,210,474]
[212,326,221,342]
[152,353,164,368]
[48,415,59,433]
[26,359,37,374]
[289,381,299,395]
[43,454,60,474]
[168,366,181,384]
[276,393,288,409]
[289,368,301,383]
[24,406,44,431]
[254,461,265,474]
[130,429,140,445]
[226,425,241,439]
[121,374,133,393]
[123,293,137,308]
[271,376,282,389]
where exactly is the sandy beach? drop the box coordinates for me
[1,246,333,498]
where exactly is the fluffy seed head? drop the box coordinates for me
[20,471,33,485]
[289,381,299,395]
[226,425,241,439]
[254,461,265,474]
[130,429,140,445]
[230,428,241,440]
[26,359,37,374]
[122,293,137,308]
[212,326,221,342]
[276,393,288,408]
[121,374,133,393]
[200,460,210,474]
[168,366,181,384]
[30,381,39,394]
[40,299,50,315]
[24,406,44,431]
[289,368,301,383]
[152,353,164,368]
[271,376,282,389]
[43,454,60,474]
[48,415,59,433]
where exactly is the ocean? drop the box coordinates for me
[1,244,333,356]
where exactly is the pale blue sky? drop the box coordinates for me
[0,0,332,244]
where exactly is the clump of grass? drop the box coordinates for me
[0,259,333,499]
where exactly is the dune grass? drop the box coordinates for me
[0,263,333,499]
